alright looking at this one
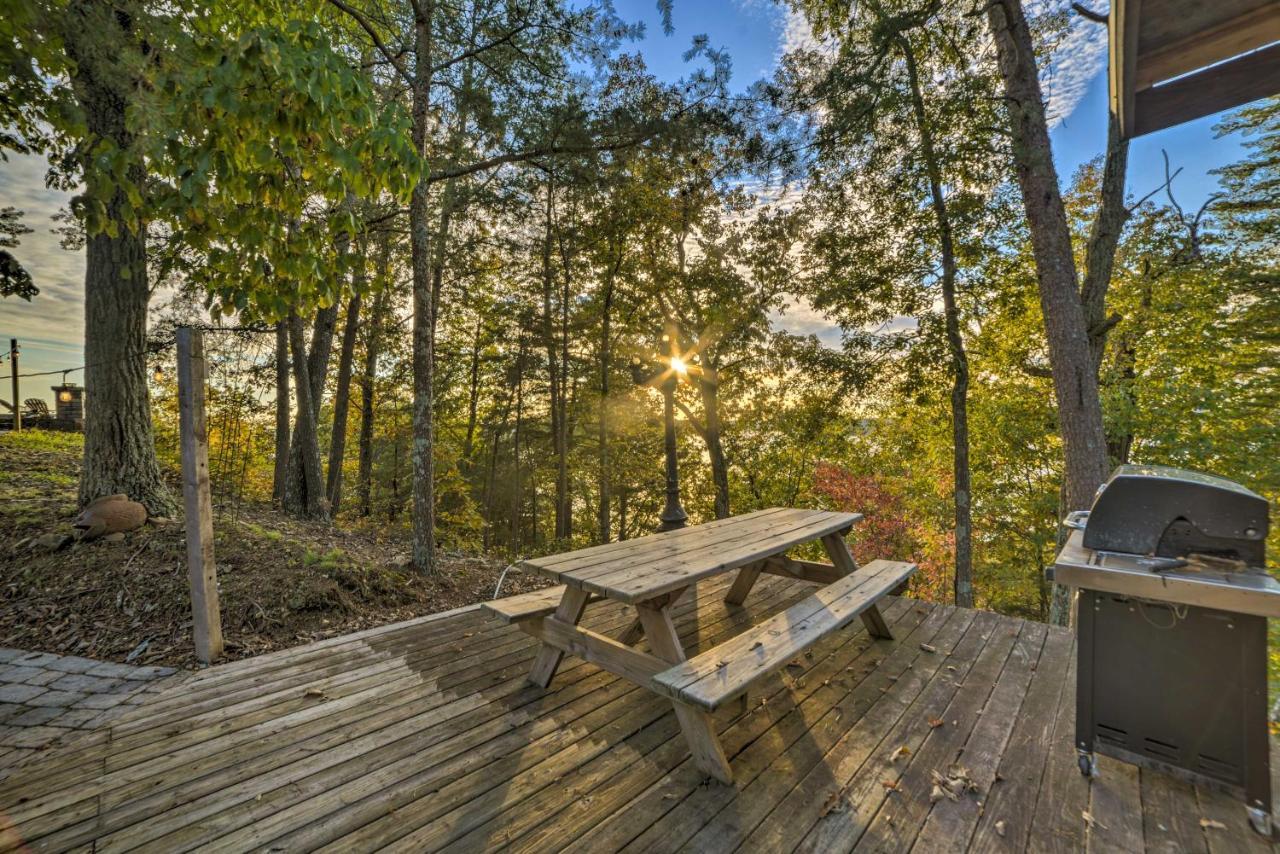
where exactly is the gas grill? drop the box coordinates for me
[1052,465,1279,838]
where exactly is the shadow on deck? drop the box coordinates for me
[0,573,1273,852]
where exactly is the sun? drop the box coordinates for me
[670,356,688,375]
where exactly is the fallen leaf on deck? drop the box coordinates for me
[786,658,805,669]
[881,779,903,793]
[928,717,945,728]
[920,643,937,653]
[1082,811,1107,830]
[930,766,978,803]
[1198,818,1226,830]
[995,820,1006,837]
[889,745,912,762]
[821,789,849,816]
[750,641,764,651]
[303,688,331,700]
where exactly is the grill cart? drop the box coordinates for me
[1053,465,1278,838]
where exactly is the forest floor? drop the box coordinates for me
[0,430,552,669]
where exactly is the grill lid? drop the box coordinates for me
[1082,465,1268,565]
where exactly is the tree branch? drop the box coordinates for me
[324,0,414,86]
[429,23,531,75]
[1070,3,1108,24]
[673,399,708,440]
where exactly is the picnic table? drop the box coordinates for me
[483,507,916,783]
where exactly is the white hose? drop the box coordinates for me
[492,561,522,599]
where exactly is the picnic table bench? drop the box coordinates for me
[484,507,916,783]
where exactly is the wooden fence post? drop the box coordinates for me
[176,327,223,664]
[9,339,19,432]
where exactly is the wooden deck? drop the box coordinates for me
[0,573,1273,853]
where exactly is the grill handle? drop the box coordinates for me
[1063,510,1090,531]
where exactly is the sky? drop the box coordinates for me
[0,0,1254,398]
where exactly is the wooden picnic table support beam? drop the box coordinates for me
[723,560,764,606]
[821,533,893,640]
[618,586,688,646]
[517,617,667,686]
[635,601,734,784]
[526,586,590,687]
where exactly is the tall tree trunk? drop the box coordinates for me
[510,336,526,553]
[1081,113,1131,371]
[540,180,569,542]
[409,7,437,573]
[902,37,974,608]
[67,1,173,515]
[326,287,363,514]
[282,302,338,518]
[284,313,326,517]
[597,264,617,543]
[273,321,290,506]
[986,0,1111,623]
[356,283,389,519]
[697,372,731,520]
[462,316,483,471]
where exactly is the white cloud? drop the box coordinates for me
[1032,0,1109,127]
[0,152,86,381]
[768,2,1108,127]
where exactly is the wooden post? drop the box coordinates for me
[176,327,223,663]
[9,339,19,432]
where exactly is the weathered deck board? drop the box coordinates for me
[0,574,1273,853]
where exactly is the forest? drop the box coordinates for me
[2,0,1277,632]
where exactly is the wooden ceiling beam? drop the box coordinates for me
[1133,41,1280,137]
[1136,5,1280,89]
[1110,0,1143,139]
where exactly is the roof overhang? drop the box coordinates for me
[1110,0,1280,139]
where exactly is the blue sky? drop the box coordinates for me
[0,0,1254,392]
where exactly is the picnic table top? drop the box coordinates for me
[516,507,861,604]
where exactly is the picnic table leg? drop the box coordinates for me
[636,602,734,784]
[528,586,590,688]
[723,560,764,606]
[820,533,894,640]
[618,586,688,646]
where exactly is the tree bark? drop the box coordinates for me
[273,321,290,506]
[510,335,527,553]
[462,316,483,471]
[409,5,437,573]
[986,0,1111,623]
[697,372,731,520]
[356,282,389,518]
[284,313,326,518]
[282,302,338,518]
[901,37,974,608]
[67,0,174,515]
[1082,113,1131,369]
[597,261,617,543]
[540,180,570,542]
[326,288,363,514]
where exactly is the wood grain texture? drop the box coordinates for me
[482,585,570,623]
[176,327,223,664]
[652,560,916,712]
[2,575,1271,853]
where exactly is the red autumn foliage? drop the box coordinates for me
[811,462,951,602]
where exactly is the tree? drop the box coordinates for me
[983,0,1113,622]
[0,207,37,300]
[0,1,412,515]
[788,0,1004,607]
